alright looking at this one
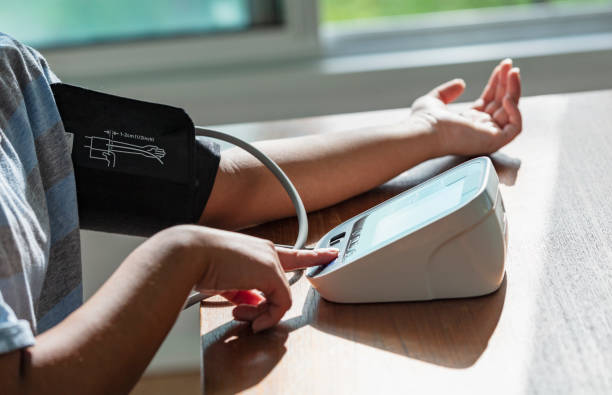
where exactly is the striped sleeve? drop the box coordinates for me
[0,291,34,354]
[0,32,82,340]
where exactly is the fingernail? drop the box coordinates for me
[511,67,520,73]
[503,58,512,64]
[319,247,339,253]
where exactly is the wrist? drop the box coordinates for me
[410,114,452,159]
[384,116,445,162]
[148,225,213,280]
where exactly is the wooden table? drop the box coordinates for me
[200,90,612,394]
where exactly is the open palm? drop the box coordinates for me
[410,59,522,156]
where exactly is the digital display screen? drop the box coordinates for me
[368,179,464,247]
[342,179,465,261]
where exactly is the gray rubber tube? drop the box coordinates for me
[183,126,309,309]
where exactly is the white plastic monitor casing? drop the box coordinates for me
[306,157,508,303]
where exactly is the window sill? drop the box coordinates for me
[320,32,612,75]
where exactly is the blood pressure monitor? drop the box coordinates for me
[307,157,508,303]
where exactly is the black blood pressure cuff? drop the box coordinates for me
[51,83,220,236]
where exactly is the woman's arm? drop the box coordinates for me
[0,226,336,395]
[202,120,437,230]
[201,60,521,230]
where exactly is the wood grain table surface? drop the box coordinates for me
[200,90,612,395]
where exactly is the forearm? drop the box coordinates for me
[202,121,440,229]
[2,226,207,395]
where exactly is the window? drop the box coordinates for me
[321,0,612,22]
[4,0,283,48]
[13,1,317,79]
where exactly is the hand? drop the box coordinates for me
[220,247,338,306]
[142,145,166,159]
[409,58,522,157]
[190,227,338,332]
[101,151,115,167]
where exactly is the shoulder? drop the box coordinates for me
[0,32,59,87]
[0,33,65,177]
[0,33,61,138]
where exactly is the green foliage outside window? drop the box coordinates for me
[321,0,612,22]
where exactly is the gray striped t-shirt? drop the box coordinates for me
[0,33,82,353]
[0,33,221,355]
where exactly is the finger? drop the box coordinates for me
[215,245,292,332]
[506,67,521,104]
[483,60,512,115]
[474,64,501,111]
[500,123,521,148]
[494,59,513,104]
[233,302,269,322]
[493,65,520,126]
[484,99,500,115]
[502,93,522,137]
[428,78,466,104]
[275,247,339,271]
[490,95,522,150]
[221,290,264,306]
[249,264,292,333]
[493,106,509,126]
[251,286,291,333]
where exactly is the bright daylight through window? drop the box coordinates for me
[321,0,612,22]
[3,0,283,48]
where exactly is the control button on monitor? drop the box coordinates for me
[329,232,346,244]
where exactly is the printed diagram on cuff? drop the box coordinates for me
[84,130,166,168]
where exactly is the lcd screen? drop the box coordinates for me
[347,177,468,261]
[371,179,464,245]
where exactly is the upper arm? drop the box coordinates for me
[50,83,222,236]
